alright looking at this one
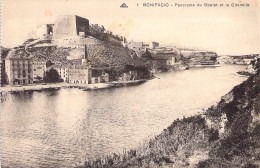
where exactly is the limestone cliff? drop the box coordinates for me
[218,55,258,65]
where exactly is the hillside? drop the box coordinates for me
[25,37,144,71]
[78,57,260,168]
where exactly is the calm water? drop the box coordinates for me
[1,65,247,168]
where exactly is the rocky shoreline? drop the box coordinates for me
[77,58,260,168]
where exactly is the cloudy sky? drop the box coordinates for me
[1,0,260,55]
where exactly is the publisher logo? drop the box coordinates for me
[120,3,128,8]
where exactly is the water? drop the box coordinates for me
[1,65,247,168]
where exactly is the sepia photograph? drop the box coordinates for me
[1,0,260,167]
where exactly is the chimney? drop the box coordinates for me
[82,44,89,65]
[84,44,88,59]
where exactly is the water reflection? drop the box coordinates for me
[1,65,247,167]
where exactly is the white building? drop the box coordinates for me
[5,49,33,85]
[32,61,46,82]
[56,65,69,82]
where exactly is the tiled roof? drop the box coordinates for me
[5,48,32,60]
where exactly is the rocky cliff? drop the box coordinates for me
[180,51,218,67]
[218,55,258,65]
[79,57,260,168]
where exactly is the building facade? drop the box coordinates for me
[68,65,91,84]
[91,72,109,83]
[32,61,46,83]
[5,49,33,85]
[56,66,69,82]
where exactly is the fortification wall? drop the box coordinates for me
[53,15,90,40]
[53,15,77,40]
[27,40,145,71]
[75,16,89,37]
[106,36,123,46]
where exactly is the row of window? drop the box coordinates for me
[12,60,32,64]
[12,70,31,73]
[12,75,32,78]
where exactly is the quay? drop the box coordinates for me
[0,79,148,93]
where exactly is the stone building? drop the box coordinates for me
[149,41,159,49]
[27,24,54,40]
[91,72,109,83]
[5,49,33,85]
[128,41,144,50]
[68,63,91,84]
[56,65,69,82]
[68,45,92,84]
[118,71,137,81]
[32,60,46,83]
[53,15,89,40]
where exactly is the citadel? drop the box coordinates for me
[1,15,221,87]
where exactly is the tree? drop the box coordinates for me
[43,68,60,83]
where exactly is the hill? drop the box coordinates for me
[24,37,144,71]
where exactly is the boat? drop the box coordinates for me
[200,61,221,68]
[83,83,113,91]
[112,79,147,87]
[203,64,221,68]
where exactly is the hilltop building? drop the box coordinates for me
[5,49,33,85]
[128,41,144,50]
[149,41,159,49]
[53,15,90,40]
[27,24,54,40]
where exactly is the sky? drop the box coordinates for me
[1,0,260,55]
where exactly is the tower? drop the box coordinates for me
[81,44,89,65]
[53,15,89,40]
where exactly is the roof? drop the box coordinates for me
[70,64,90,69]
[5,48,32,60]
[151,53,176,60]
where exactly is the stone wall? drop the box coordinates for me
[53,15,89,40]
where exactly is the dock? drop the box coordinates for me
[0,79,148,93]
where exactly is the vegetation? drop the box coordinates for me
[43,68,61,83]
